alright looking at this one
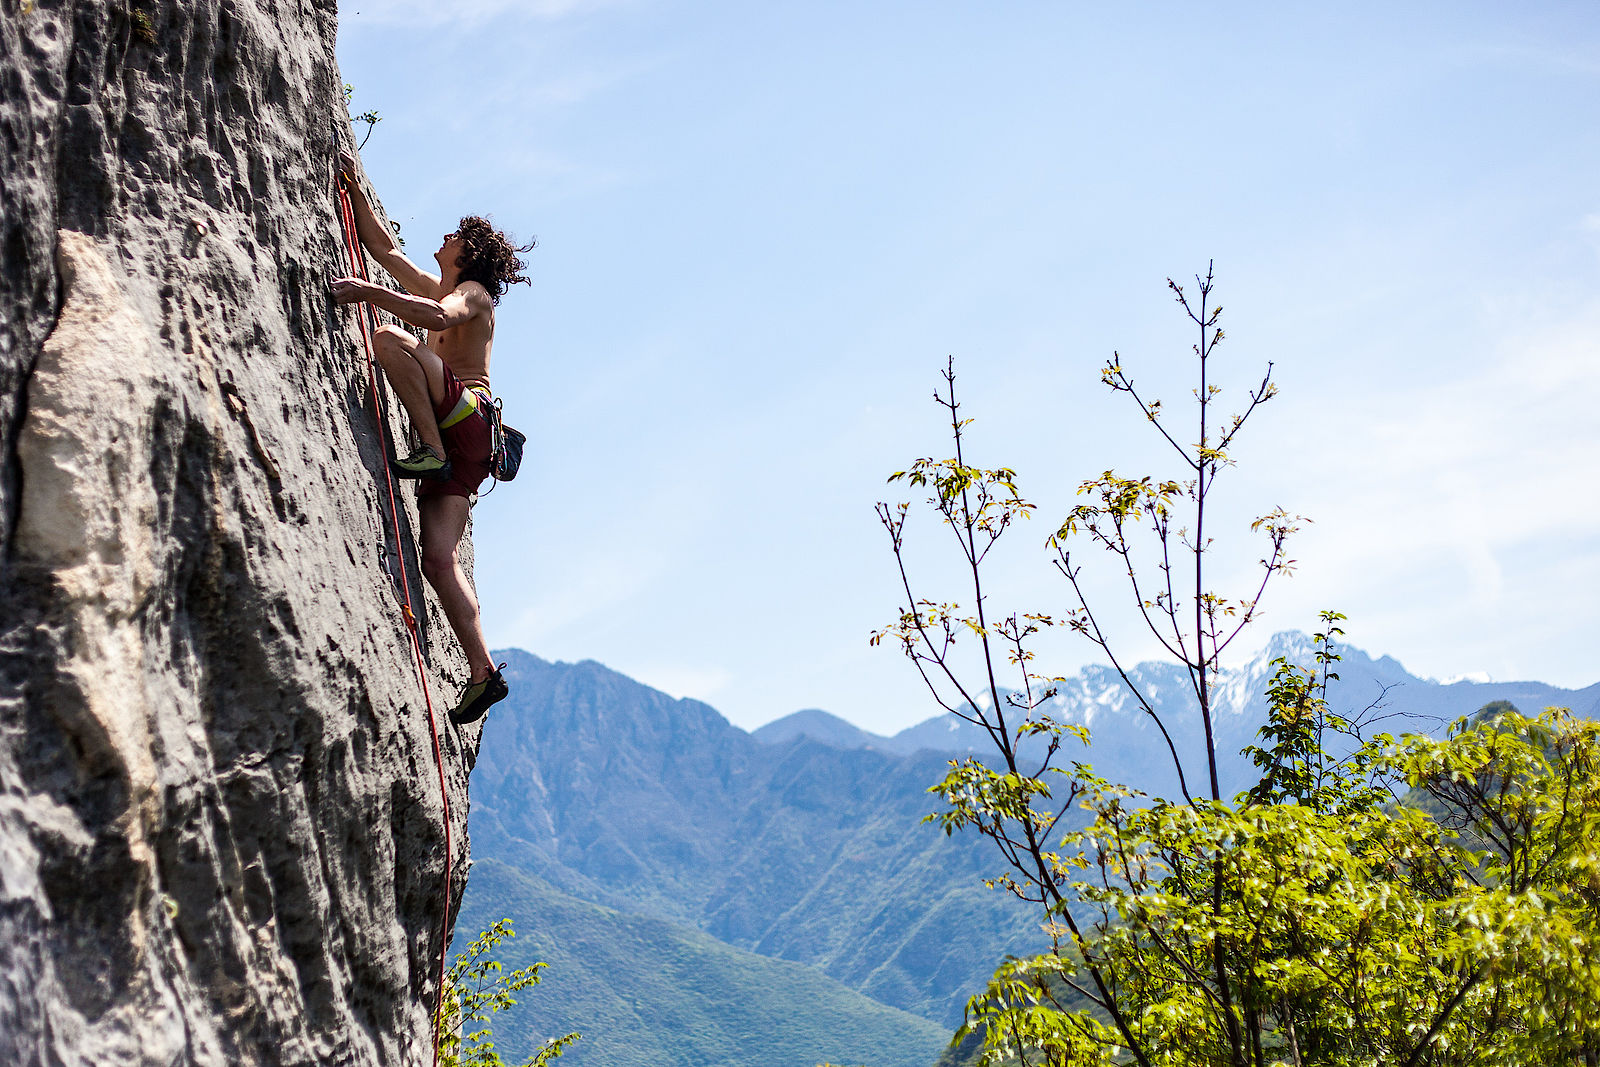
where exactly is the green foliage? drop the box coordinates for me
[439,919,579,1067]
[130,7,157,45]
[343,82,382,149]
[878,270,1600,1066]
[947,702,1600,1067]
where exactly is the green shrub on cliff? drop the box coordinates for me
[440,920,579,1067]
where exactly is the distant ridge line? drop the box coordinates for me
[744,630,1600,763]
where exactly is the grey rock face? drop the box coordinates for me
[2,3,479,1065]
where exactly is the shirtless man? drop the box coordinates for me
[331,152,531,725]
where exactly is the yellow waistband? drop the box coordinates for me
[440,388,485,430]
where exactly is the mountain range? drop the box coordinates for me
[458,635,1598,1066]
[759,631,1600,797]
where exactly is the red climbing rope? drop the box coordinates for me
[335,180,454,1067]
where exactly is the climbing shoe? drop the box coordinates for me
[392,443,452,481]
[450,663,508,725]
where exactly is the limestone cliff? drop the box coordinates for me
[1,3,480,1064]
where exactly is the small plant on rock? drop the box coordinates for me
[439,919,579,1067]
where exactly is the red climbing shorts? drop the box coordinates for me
[420,365,494,501]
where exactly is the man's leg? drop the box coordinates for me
[373,324,447,456]
[418,492,494,683]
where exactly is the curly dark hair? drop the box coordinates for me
[452,216,535,304]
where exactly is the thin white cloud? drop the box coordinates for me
[1368,304,1597,544]
[1582,213,1600,261]
[345,0,628,29]
[624,663,734,704]
[1267,295,1600,686]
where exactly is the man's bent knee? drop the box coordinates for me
[421,545,459,584]
[373,324,414,357]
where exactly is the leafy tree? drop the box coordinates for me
[876,268,1600,1066]
[439,919,580,1067]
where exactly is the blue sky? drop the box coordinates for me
[337,1,1600,733]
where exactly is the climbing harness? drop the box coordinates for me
[486,396,526,485]
[470,395,524,499]
[335,177,455,1067]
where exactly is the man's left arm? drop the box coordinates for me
[332,279,489,332]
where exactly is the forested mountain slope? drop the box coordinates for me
[467,651,1040,1031]
[457,859,947,1067]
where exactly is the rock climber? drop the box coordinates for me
[331,150,531,726]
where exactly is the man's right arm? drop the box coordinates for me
[339,152,441,299]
